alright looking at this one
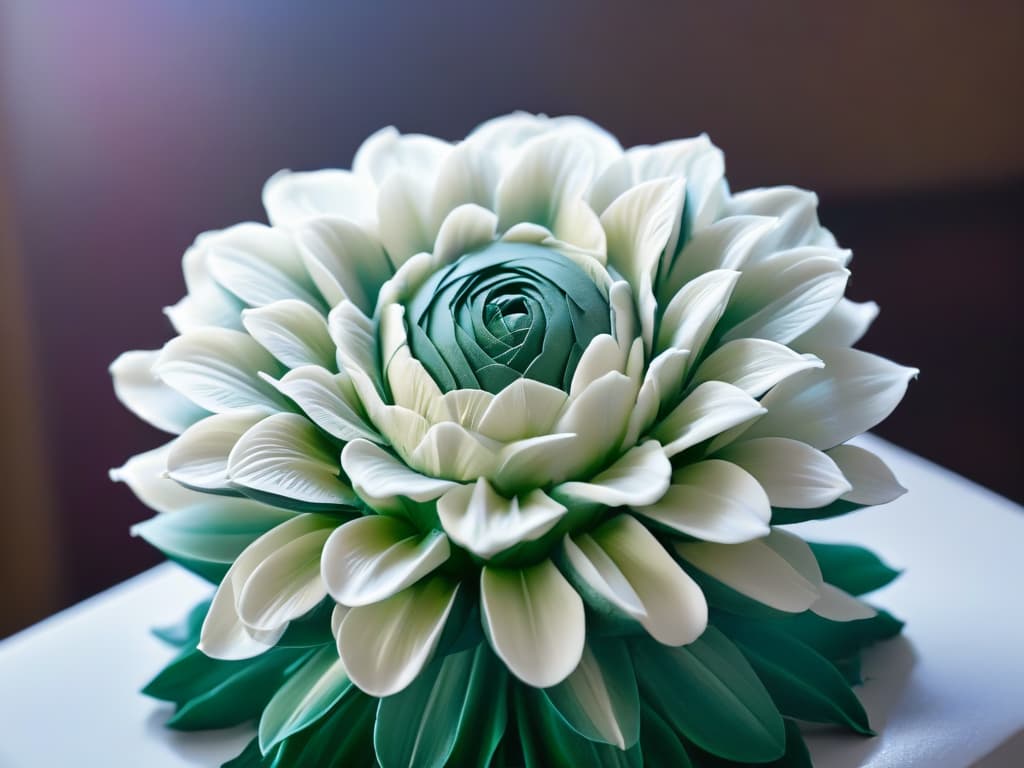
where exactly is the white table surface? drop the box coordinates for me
[0,435,1021,768]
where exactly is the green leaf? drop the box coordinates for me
[632,628,786,762]
[133,505,294,565]
[269,690,378,768]
[375,643,507,768]
[165,553,231,584]
[222,737,275,768]
[258,643,354,753]
[685,718,812,768]
[152,599,211,647]
[516,686,642,768]
[639,704,692,767]
[808,542,901,596]
[771,500,863,525]
[725,620,873,734]
[766,609,904,662]
[543,637,640,749]
[275,599,336,648]
[162,647,312,730]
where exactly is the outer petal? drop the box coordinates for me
[340,439,458,507]
[154,328,287,414]
[689,338,824,399]
[242,299,335,370]
[740,347,918,450]
[811,583,878,621]
[266,365,382,444]
[563,515,707,646]
[633,460,770,544]
[437,480,567,559]
[552,371,636,480]
[656,269,740,360]
[262,169,377,229]
[227,412,356,505]
[827,444,907,505]
[199,513,336,659]
[652,381,765,458]
[294,216,394,314]
[481,560,585,688]
[676,529,822,613]
[166,409,267,492]
[321,515,450,607]
[110,350,209,434]
[792,298,879,353]
[236,526,333,631]
[337,575,459,697]
[715,437,852,509]
[555,441,672,507]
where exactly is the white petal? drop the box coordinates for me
[386,347,445,420]
[811,583,877,621]
[110,350,209,434]
[431,388,495,432]
[432,204,498,265]
[652,382,765,458]
[723,186,831,263]
[792,298,879,353]
[492,433,578,494]
[496,133,595,233]
[656,269,740,359]
[430,139,499,222]
[341,439,457,507]
[227,413,355,505]
[322,515,450,607]
[165,236,245,332]
[690,338,823,399]
[552,371,636,480]
[167,410,267,491]
[242,299,335,369]
[715,437,851,509]
[556,441,671,507]
[567,515,708,646]
[237,526,332,631]
[624,348,689,447]
[601,177,684,291]
[480,561,585,687]
[675,529,822,613]
[633,460,771,544]
[263,169,377,229]
[294,217,393,315]
[353,126,451,185]
[337,576,459,697]
[409,422,502,482]
[741,346,918,450]
[569,335,625,399]
[267,365,382,444]
[721,249,850,345]
[658,216,777,301]
[205,224,323,309]
[437,480,567,559]
[476,378,568,443]
[199,513,336,659]
[827,444,907,505]
[154,328,287,413]
[377,172,433,267]
[112,443,273,516]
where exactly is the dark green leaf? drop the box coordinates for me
[808,542,901,596]
[725,620,873,734]
[632,628,786,762]
[375,643,507,768]
[270,690,377,768]
[639,704,692,767]
[152,599,211,647]
[765,610,904,662]
[771,500,864,525]
[222,737,275,768]
[686,718,812,768]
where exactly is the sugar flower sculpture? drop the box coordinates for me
[112,113,916,767]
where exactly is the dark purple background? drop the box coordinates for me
[1,2,1021,621]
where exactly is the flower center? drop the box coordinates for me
[405,241,611,395]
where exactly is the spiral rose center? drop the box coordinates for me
[405,242,611,395]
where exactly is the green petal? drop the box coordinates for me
[631,627,786,762]
[132,506,293,566]
[543,638,640,750]
[375,643,507,768]
[809,541,901,596]
[258,644,353,753]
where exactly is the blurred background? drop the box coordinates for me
[0,1,1021,637]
